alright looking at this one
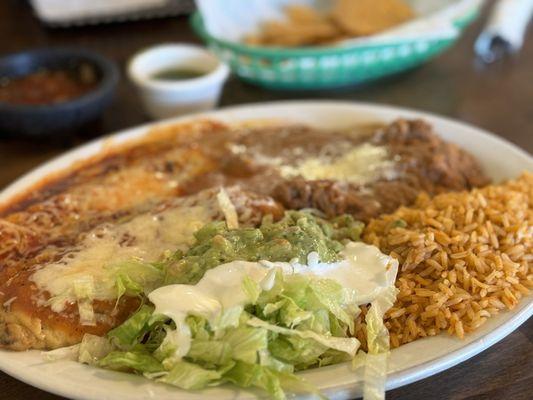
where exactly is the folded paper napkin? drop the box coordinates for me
[475,0,533,61]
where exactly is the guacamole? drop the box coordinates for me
[164,211,364,285]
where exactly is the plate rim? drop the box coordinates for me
[0,100,531,400]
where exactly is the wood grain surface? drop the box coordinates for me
[0,1,531,399]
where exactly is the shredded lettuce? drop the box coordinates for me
[78,334,114,365]
[248,317,359,357]
[366,287,398,355]
[86,267,369,399]
[158,360,223,389]
[223,326,268,364]
[98,350,164,373]
[45,210,398,400]
[107,305,155,349]
[216,188,239,230]
[106,260,165,301]
[42,344,80,362]
[187,339,232,365]
[50,268,395,400]
[223,361,287,400]
[359,286,398,400]
[242,275,262,304]
[362,352,389,400]
[73,276,96,326]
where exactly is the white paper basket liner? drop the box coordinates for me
[196,0,483,46]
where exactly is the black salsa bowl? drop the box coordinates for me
[0,47,118,136]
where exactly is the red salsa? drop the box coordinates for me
[0,68,97,106]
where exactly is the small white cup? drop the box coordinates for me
[128,44,229,120]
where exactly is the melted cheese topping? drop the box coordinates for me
[279,143,395,184]
[31,204,214,312]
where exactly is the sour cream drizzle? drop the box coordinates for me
[148,242,398,359]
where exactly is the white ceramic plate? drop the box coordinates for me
[0,101,531,400]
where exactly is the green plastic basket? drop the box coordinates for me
[190,8,479,90]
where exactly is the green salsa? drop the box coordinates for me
[151,67,206,81]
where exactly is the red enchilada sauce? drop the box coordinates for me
[0,69,97,105]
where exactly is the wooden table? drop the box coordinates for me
[0,1,531,399]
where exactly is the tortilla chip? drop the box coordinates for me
[286,4,325,24]
[259,19,340,47]
[244,0,414,47]
[331,0,414,36]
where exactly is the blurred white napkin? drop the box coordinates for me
[31,0,167,20]
[475,0,533,61]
